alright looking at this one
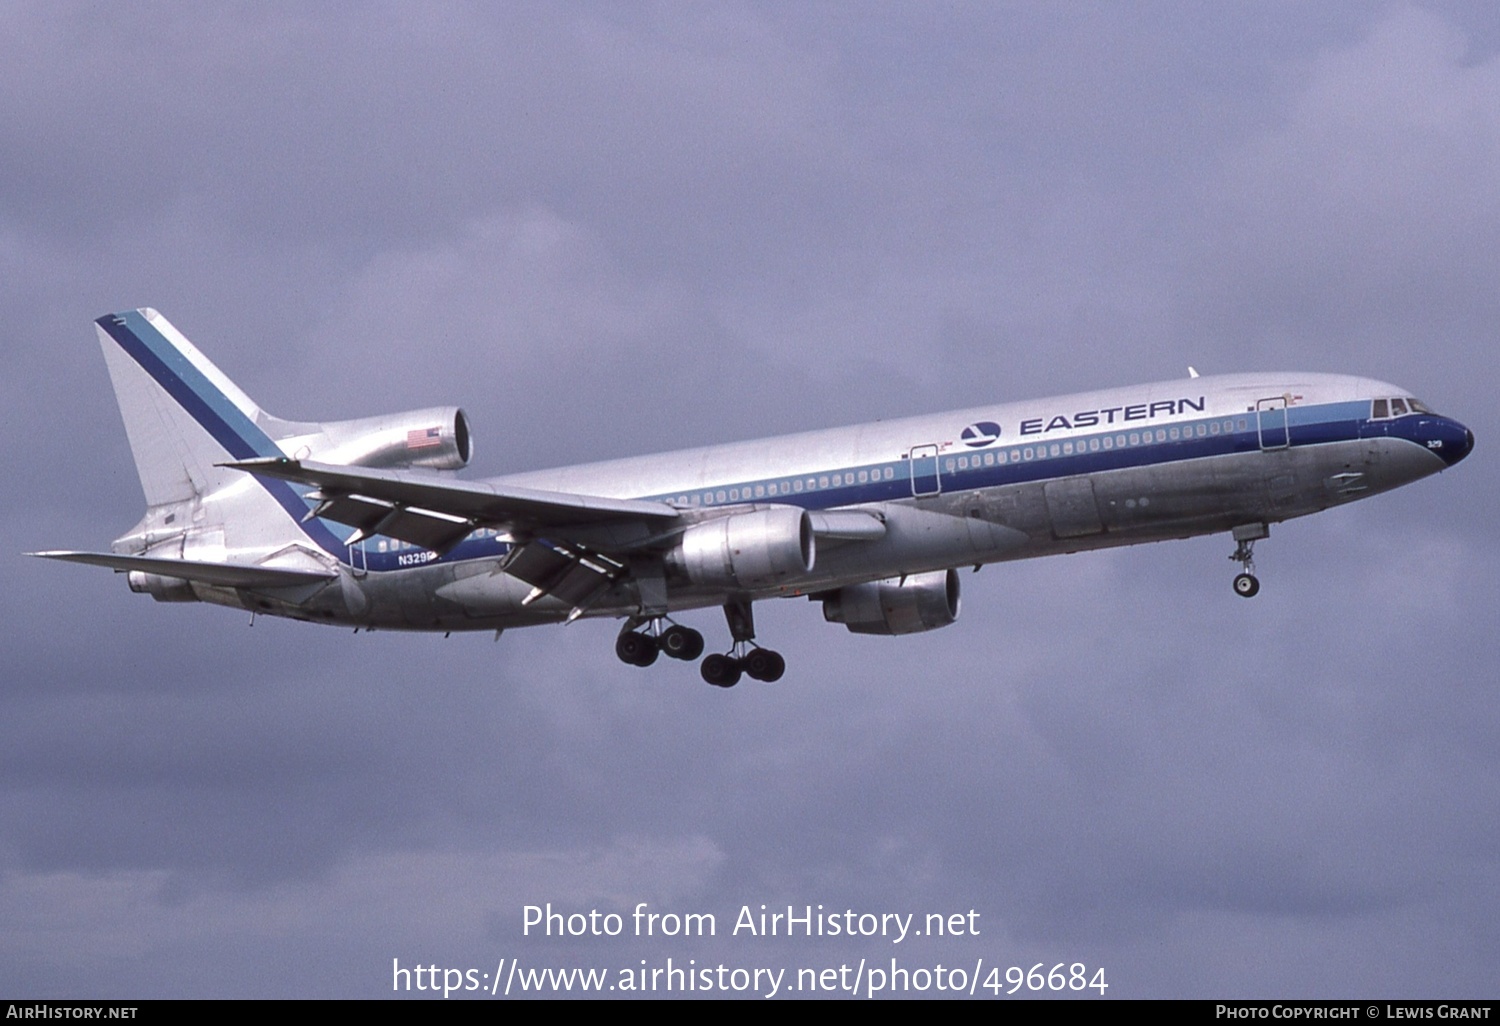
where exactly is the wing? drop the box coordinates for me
[225,457,681,548]
[225,457,684,616]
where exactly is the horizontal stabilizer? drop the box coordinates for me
[28,551,336,588]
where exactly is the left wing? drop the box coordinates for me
[225,458,887,618]
[226,457,684,615]
[226,457,681,550]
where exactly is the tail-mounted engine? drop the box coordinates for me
[667,507,815,589]
[287,407,473,471]
[822,569,961,635]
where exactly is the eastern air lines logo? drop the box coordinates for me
[960,421,1002,447]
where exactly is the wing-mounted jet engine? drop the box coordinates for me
[665,507,816,589]
[820,569,961,635]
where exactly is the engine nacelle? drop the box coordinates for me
[288,407,473,470]
[822,569,961,635]
[668,507,815,589]
[127,571,197,603]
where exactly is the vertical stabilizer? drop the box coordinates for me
[95,309,281,507]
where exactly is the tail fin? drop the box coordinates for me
[95,309,283,507]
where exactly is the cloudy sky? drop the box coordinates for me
[3,1,1496,999]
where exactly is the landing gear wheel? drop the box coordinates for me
[743,648,786,683]
[615,631,660,666]
[700,654,742,688]
[1233,573,1260,598]
[660,625,705,661]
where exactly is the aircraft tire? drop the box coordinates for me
[744,648,785,683]
[700,654,742,688]
[616,631,660,666]
[1233,573,1260,598]
[661,625,705,661]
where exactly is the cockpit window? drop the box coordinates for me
[1408,398,1434,415]
[1372,398,1389,419]
[1390,398,1409,416]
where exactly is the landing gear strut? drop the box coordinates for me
[1229,523,1268,598]
[700,600,786,687]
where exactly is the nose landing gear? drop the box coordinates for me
[1229,523,1268,598]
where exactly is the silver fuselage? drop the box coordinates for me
[191,372,1466,631]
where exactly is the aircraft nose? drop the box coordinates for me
[1435,418,1473,467]
[1396,414,1473,467]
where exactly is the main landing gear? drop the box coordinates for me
[701,600,785,687]
[613,600,786,687]
[615,619,705,667]
[1229,523,1269,598]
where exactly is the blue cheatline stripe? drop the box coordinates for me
[641,404,1376,513]
[98,312,354,560]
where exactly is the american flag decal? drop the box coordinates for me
[407,426,442,449]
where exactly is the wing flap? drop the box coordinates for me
[311,494,475,552]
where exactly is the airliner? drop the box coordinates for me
[34,309,1473,686]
